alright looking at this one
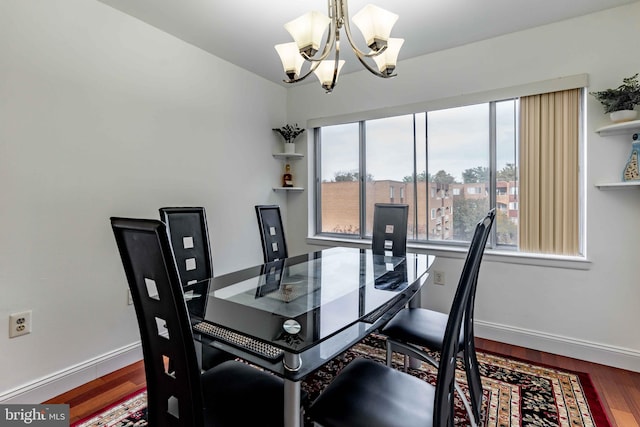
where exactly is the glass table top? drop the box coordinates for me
[188,247,433,354]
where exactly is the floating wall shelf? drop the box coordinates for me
[272,187,304,192]
[595,119,640,136]
[594,181,640,190]
[273,153,304,160]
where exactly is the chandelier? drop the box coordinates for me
[274,0,404,93]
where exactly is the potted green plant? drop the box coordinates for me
[273,123,305,154]
[590,73,640,123]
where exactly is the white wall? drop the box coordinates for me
[0,0,289,399]
[286,3,640,370]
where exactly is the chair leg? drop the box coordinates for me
[464,347,483,426]
[454,381,478,427]
[386,339,413,372]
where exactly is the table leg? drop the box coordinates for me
[408,288,422,369]
[284,378,301,427]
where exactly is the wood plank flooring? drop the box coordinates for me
[45,338,640,426]
[44,360,146,424]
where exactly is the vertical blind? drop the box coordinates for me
[519,88,580,255]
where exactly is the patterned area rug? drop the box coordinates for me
[72,334,611,427]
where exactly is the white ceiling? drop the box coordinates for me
[97,0,638,87]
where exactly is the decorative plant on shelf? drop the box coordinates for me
[590,73,640,113]
[273,123,305,144]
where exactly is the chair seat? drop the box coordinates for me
[382,308,463,351]
[307,358,435,427]
[202,360,285,427]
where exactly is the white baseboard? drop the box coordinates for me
[476,320,640,372]
[0,342,143,404]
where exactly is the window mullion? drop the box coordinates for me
[489,102,497,249]
[411,114,418,240]
[314,127,322,236]
[425,112,430,244]
[359,121,367,239]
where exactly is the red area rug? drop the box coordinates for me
[73,335,611,427]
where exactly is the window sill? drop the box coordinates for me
[305,236,591,270]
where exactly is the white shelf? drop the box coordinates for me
[595,119,640,136]
[273,187,304,192]
[273,153,304,160]
[595,181,640,190]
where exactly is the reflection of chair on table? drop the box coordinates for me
[159,207,233,370]
[373,259,408,292]
[255,260,286,298]
[255,205,288,262]
[255,260,307,303]
[371,203,409,257]
[380,208,496,426]
[110,217,286,427]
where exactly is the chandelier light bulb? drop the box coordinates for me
[372,37,404,75]
[313,60,345,92]
[275,42,304,80]
[284,11,331,57]
[352,4,399,51]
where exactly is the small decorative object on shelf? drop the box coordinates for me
[590,73,640,123]
[282,163,294,187]
[273,123,305,154]
[623,133,640,181]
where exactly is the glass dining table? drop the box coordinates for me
[185,246,434,427]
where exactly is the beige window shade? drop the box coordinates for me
[519,89,580,255]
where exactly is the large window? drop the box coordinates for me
[315,90,582,255]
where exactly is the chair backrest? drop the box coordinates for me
[371,203,409,257]
[159,207,213,286]
[433,208,495,426]
[255,205,288,263]
[111,217,205,427]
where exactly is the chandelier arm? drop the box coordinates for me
[300,27,335,63]
[342,20,388,58]
[326,35,341,92]
[352,49,397,78]
[283,59,323,84]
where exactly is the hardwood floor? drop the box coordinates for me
[44,360,146,424]
[45,338,640,426]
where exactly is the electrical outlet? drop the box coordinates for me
[9,310,32,338]
[433,270,445,286]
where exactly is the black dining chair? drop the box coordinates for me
[159,207,233,370]
[306,211,491,427]
[255,205,288,262]
[371,203,409,257]
[111,217,286,427]
[159,207,213,286]
[380,208,496,427]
